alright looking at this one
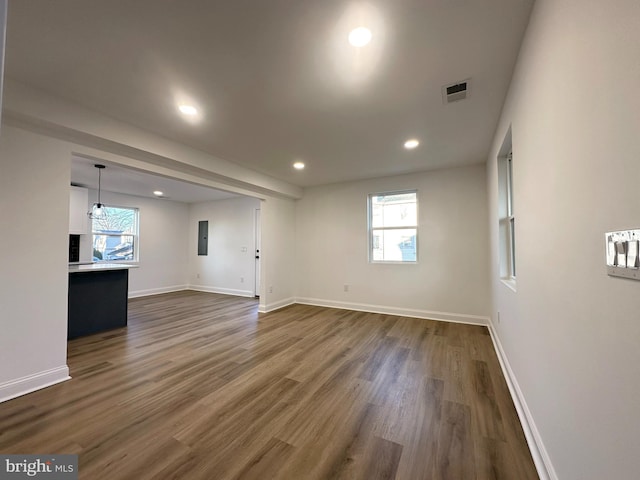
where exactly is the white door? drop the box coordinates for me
[254,208,261,297]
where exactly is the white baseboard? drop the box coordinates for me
[189,285,255,298]
[0,366,71,404]
[487,320,557,480]
[128,284,188,298]
[295,297,489,326]
[258,297,296,313]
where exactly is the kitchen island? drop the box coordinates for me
[68,263,137,339]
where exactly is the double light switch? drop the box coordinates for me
[606,229,640,280]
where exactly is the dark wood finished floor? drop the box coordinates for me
[0,291,538,480]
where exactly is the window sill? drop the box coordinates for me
[95,260,139,265]
[500,278,517,292]
[370,261,418,265]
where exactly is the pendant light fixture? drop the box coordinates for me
[88,164,107,219]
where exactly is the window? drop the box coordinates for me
[499,150,516,280]
[368,191,417,262]
[92,206,139,262]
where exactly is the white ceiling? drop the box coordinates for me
[5,0,533,188]
[71,156,239,204]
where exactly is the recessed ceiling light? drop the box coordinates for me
[293,162,305,170]
[178,104,198,116]
[348,27,372,47]
[404,139,420,150]
[153,191,164,196]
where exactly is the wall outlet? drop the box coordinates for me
[344,284,349,292]
[241,246,247,252]
[240,277,244,283]
[268,286,273,294]
[196,273,200,279]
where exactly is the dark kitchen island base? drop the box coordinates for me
[68,268,129,339]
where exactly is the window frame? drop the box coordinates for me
[506,153,516,278]
[367,189,418,264]
[499,151,516,282]
[91,204,140,263]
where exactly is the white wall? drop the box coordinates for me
[87,189,190,297]
[487,1,640,479]
[0,125,70,400]
[295,165,490,323]
[188,196,260,297]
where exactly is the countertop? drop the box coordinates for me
[68,263,138,273]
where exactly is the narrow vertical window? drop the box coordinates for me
[499,147,516,282]
[506,153,516,277]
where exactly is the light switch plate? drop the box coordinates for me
[607,265,640,280]
[606,229,640,281]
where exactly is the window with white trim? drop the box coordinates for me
[92,206,139,262]
[368,191,417,263]
[499,151,516,280]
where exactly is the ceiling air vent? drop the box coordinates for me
[443,79,470,104]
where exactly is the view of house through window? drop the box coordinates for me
[92,206,139,261]
[369,191,417,262]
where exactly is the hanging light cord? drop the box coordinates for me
[88,164,106,219]
[97,166,102,207]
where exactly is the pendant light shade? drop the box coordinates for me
[91,202,105,218]
[88,164,107,220]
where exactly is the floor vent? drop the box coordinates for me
[443,79,470,104]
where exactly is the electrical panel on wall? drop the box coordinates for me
[606,229,640,280]
[198,221,208,256]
